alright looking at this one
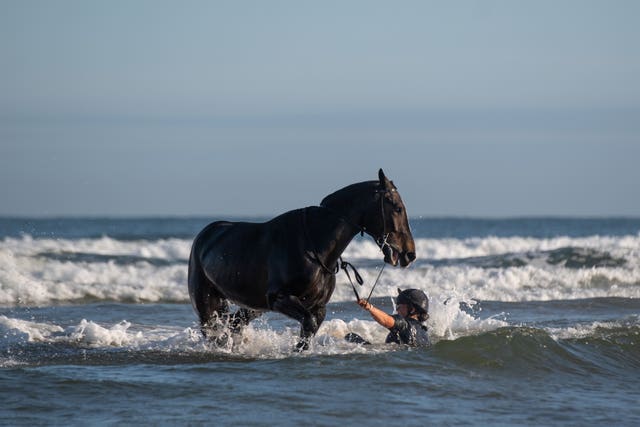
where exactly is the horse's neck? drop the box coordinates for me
[313,181,376,263]
[319,183,374,231]
[305,207,360,266]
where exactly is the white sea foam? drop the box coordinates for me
[0,301,506,359]
[3,306,634,360]
[332,263,640,303]
[1,235,190,261]
[0,236,188,305]
[68,319,142,347]
[545,315,640,341]
[1,234,639,306]
[0,315,64,343]
[407,234,640,261]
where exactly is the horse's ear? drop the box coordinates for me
[378,168,392,190]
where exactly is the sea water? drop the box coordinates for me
[1,217,639,426]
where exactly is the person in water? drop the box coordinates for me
[349,288,431,346]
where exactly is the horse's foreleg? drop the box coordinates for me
[311,306,327,326]
[267,292,318,350]
[297,306,327,351]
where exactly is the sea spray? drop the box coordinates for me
[68,320,140,347]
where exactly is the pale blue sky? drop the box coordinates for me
[1,1,639,217]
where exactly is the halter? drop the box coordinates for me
[317,186,395,255]
[373,188,393,256]
[364,188,395,302]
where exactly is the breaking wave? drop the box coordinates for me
[1,233,639,306]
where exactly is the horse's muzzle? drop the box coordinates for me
[383,245,416,267]
[403,251,416,265]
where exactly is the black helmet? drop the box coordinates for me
[396,288,429,315]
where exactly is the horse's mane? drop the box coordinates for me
[319,180,380,210]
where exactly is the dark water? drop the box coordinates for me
[1,217,640,425]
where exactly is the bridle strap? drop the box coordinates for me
[304,189,393,300]
[301,208,366,300]
[374,189,392,254]
[302,207,339,275]
[319,187,392,248]
[340,257,363,300]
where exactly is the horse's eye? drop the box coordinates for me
[395,206,402,213]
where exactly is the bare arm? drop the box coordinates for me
[357,299,395,329]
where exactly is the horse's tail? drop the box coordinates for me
[187,239,205,317]
[187,221,233,326]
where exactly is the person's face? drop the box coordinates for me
[396,303,411,317]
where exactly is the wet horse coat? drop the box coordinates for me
[188,169,415,349]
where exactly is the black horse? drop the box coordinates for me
[188,169,416,349]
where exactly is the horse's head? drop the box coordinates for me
[364,169,416,267]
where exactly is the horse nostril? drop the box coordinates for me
[407,252,416,262]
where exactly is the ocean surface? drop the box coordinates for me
[1,216,639,426]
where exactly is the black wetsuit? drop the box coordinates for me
[385,315,431,346]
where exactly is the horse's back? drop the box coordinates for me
[189,218,280,309]
[188,209,319,311]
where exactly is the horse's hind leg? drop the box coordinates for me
[188,254,232,341]
[228,308,263,333]
[188,275,226,337]
[195,290,230,340]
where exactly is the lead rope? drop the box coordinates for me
[365,261,385,303]
[340,257,386,303]
[340,257,363,300]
